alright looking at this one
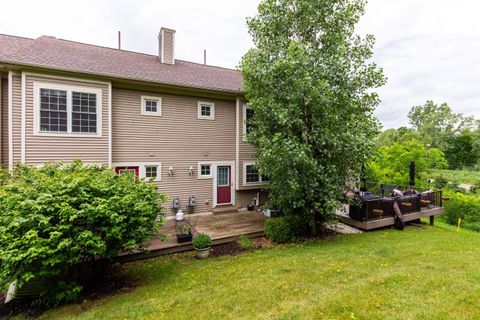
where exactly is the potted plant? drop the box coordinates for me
[176,222,193,243]
[192,233,212,259]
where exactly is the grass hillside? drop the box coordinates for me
[39,221,480,320]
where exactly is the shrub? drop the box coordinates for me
[0,161,167,305]
[237,234,256,250]
[264,216,308,244]
[192,233,212,250]
[442,191,480,231]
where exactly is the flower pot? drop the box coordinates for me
[195,247,211,259]
[176,233,193,243]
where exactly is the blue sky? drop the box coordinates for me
[1,0,479,129]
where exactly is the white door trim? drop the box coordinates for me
[212,160,235,208]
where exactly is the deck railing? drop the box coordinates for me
[349,189,443,222]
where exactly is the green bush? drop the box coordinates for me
[237,234,256,250]
[192,233,212,250]
[264,216,308,244]
[0,161,167,305]
[442,191,480,231]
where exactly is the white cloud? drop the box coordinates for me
[1,0,479,128]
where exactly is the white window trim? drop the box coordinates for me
[243,161,268,186]
[197,162,213,179]
[33,81,103,137]
[242,104,251,142]
[197,101,215,120]
[141,95,162,116]
[113,162,162,181]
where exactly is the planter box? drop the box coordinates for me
[176,234,193,243]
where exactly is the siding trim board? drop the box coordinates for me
[108,82,112,165]
[0,76,2,162]
[21,72,26,163]
[235,97,240,190]
[8,71,13,170]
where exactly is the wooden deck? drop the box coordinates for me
[337,207,445,231]
[118,210,266,262]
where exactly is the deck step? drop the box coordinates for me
[211,206,238,215]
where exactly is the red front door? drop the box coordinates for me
[217,166,231,204]
[115,166,140,177]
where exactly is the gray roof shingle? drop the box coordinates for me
[0,34,243,94]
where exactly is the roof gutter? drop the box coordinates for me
[0,60,244,100]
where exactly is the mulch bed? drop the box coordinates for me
[211,237,272,257]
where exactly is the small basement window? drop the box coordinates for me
[141,96,162,116]
[198,163,213,179]
[245,163,268,185]
[198,102,215,120]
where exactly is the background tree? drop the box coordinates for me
[408,101,476,150]
[376,127,432,148]
[241,0,386,232]
[445,130,479,169]
[367,140,448,186]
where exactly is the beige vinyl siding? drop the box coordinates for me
[24,74,109,164]
[236,189,268,209]
[163,31,174,64]
[11,74,21,164]
[0,76,8,166]
[112,88,247,214]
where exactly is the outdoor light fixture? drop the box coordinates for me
[188,166,194,176]
[168,166,174,176]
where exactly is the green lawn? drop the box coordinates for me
[40,221,480,320]
[428,169,480,186]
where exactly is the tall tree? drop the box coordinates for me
[241,0,386,232]
[408,101,476,150]
[445,130,478,169]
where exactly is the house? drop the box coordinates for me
[0,28,267,214]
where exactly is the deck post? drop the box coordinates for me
[429,215,434,226]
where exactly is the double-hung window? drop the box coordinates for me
[72,92,97,133]
[39,89,68,132]
[243,105,254,141]
[244,163,268,185]
[35,83,102,136]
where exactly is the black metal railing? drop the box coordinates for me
[349,189,443,222]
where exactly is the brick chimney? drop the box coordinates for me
[158,27,175,64]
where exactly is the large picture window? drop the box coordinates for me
[35,82,102,136]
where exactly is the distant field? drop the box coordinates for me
[427,169,480,186]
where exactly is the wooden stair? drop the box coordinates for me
[211,205,238,215]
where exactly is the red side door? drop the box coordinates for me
[217,166,231,204]
[115,166,140,177]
